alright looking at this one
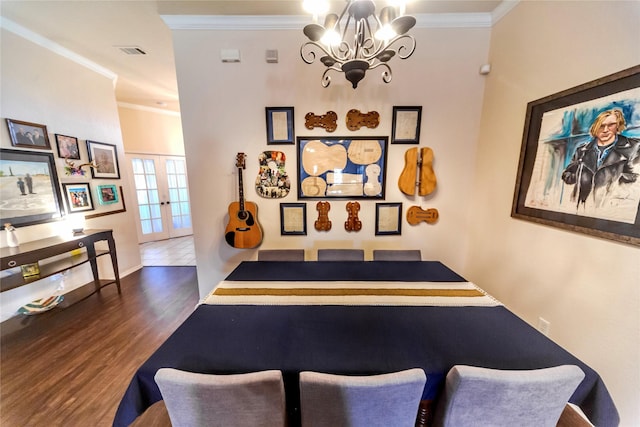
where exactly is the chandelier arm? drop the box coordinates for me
[300,41,331,64]
[385,34,416,60]
[368,62,393,84]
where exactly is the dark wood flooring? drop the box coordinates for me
[0,266,199,427]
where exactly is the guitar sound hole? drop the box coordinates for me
[237,211,255,226]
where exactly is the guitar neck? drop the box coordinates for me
[238,166,245,212]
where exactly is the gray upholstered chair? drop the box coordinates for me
[372,250,422,261]
[258,249,305,261]
[154,368,286,427]
[432,365,585,427]
[317,249,365,261]
[299,368,426,427]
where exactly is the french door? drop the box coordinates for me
[127,154,193,243]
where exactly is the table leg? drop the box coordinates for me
[416,399,433,427]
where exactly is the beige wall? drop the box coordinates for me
[170,25,491,295]
[467,1,640,425]
[0,29,142,321]
[118,104,185,156]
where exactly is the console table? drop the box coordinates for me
[0,229,121,295]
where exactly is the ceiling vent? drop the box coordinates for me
[117,46,147,55]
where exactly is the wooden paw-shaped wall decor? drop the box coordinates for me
[315,201,332,231]
[305,111,338,132]
[346,109,379,131]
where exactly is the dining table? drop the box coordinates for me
[113,261,619,427]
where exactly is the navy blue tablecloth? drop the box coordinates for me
[113,261,619,427]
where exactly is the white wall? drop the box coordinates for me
[168,24,491,296]
[118,104,185,156]
[0,27,142,321]
[466,2,640,425]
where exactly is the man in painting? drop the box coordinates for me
[561,109,640,207]
[24,173,34,194]
[31,129,46,146]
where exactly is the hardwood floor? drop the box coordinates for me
[0,266,199,427]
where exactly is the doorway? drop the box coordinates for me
[127,154,193,243]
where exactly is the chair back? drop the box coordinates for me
[154,368,286,427]
[317,249,364,261]
[373,250,422,261]
[299,368,426,427]
[258,249,305,261]
[433,365,585,427]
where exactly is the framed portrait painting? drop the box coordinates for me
[0,149,64,229]
[6,119,51,150]
[87,140,120,179]
[297,136,388,199]
[512,65,640,247]
[62,182,94,213]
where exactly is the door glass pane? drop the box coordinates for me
[136,190,149,204]
[134,174,147,189]
[152,218,163,232]
[143,159,156,173]
[166,160,176,174]
[141,220,153,234]
[139,205,150,220]
[169,188,179,202]
[131,157,164,235]
[150,204,161,218]
[146,175,157,189]
[132,159,144,174]
[165,159,191,232]
[149,190,160,204]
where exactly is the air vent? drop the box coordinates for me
[117,46,146,55]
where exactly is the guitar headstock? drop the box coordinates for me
[235,152,246,169]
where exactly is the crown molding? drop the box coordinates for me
[0,16,117,82]
[161,11,501,31]
[492,0,521,25]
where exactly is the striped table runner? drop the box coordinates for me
[202,281,501,307]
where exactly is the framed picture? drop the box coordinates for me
[266,107,295,144]
[6,119,51,149]
[280,203,307,235]
[297,136,388,199]
[512,65,640,247]
[0,149,64,229]
[55,134,81,160]
[375,202,403,235]
[96,184,119,205]
[87,140,120,179]
[62,182,94,213]
[391,106,422,144]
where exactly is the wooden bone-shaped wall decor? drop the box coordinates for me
[315,201,332,231]
[344,201,362,232]
[346,109,380,131]
[305,111,338,132]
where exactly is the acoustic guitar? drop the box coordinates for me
[225,153,263,248]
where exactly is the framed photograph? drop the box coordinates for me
[62,182,94,213]
[391,106,422,144]
[266,107,295,144]
[55,134,81,160]
[96,184,119,205]
[87,140,120,179]
[375,202,403,235]
[6,119,51,149]
[280,203,307,235]
[297,136,388,199]
[512,65,640,247]
[0,149,64,229]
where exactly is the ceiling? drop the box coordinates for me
[1,1,503,113]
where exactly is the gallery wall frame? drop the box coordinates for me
[6,119,51,150]
[280,203,307,235]
[375,202,403,235]
[97,184,119,205]
[266,107,295,145]
[87,140,120,179]
[512,65,640,247]
[297,136,388,200]
[0,149,64,229]
[62,182,94,213]
[391,106,422,144]
[55,134,81,160]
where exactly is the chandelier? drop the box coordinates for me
[300,0,416,89]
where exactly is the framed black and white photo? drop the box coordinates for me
[62,182,94,213]
[0,149,64,228]
[375,202,402,235]
[391,106,422,144]
[266,107,295,145]
[280,203,307,235]
[87,140,120,179]
[6,119,51,150]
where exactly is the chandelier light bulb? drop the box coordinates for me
[303,0,329,16]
